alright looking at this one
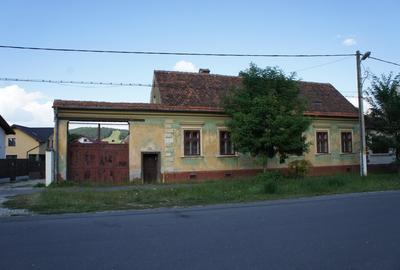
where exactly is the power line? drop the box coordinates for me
[0,45,356,58]
[292,57,350,73]
[0,77,364,95]
[0,76,361,102]
[0,77,151,87]
[369,56,400,67]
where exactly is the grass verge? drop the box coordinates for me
[4,173,400,214]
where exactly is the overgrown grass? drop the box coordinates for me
[4,173,400,214]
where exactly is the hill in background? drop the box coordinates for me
[69,127,129,143]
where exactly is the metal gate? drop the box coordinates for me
[68,142,129,183]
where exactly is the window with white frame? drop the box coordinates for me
[341,131,352,153]
[219,130,235,155]
[316,131,329,153]
[183,130,201,156]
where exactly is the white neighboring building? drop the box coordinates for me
[367,149,396,165]
[76,136,93,144]
[366,127,396,165]
[0,115,15,159]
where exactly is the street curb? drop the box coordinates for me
[1,189,400,223]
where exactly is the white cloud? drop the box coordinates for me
[173,60,197,72]
[342,38,357,47]
[0,85,53,127]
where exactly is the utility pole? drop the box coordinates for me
[356,50,370,177]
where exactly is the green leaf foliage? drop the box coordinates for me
[366,73,400,161]
[223,64,311,164]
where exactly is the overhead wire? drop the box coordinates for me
[292,57,351,73]
[1,45,388,101]
[0,45,356,58]
[369,56,400,67]
[0,77,151,87]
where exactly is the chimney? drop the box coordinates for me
[199,68,210,74]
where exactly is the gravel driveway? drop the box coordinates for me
[0,179,44,217]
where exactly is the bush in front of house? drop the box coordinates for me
[263,180,278,194]
[254,171,282,194]
[288,160,311,178]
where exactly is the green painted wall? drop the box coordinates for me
[129,115,359,181]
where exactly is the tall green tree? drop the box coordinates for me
[223,64,311,171]
[366,73,400,166]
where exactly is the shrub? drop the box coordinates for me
[263,180,278,194]
[327,178,346,188]
[288,160,312,178]
[255,171,283,182]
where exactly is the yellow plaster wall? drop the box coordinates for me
[56,108,359,182]
[129,114,260,181]
[267,117,360,168]
[129,115,359,179]
[56,120,69,180]
[129,120,165,180]
[6,129,40,158]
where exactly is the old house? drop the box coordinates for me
[53,69,360,183]
[6,125,54,161]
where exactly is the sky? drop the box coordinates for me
[0,0,399,126]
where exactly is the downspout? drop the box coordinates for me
[26,144,40,159]
[54,107,59,183]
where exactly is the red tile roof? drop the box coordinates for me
[153,70,359,118]
[53,70,359,119]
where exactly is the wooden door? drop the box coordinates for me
[142,153,159,183]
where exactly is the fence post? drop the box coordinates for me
[45,150,54,186]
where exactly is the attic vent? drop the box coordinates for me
[312,101,322,109]
[189,172,197,180]
[199,68,210,74]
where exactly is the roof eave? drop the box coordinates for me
[54,105,224,114]
[304,111,359,118]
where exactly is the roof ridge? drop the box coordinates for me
[154,70,240,79]
[298,81,332,86]
[155,70,336,85]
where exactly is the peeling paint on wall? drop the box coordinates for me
[56,109,360,182]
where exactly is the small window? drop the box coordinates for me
[184,130,200,156]
[341,132,352,153]
[8,138,16,147]
[6,155,17,159]
[219,131,235,155]
[316,131,329,153]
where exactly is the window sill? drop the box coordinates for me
[216,154,238,158]
[315,153,331,156]
[340,152,355,155]
[181,155,204,159]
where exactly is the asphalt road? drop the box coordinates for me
[1,191,400,270]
